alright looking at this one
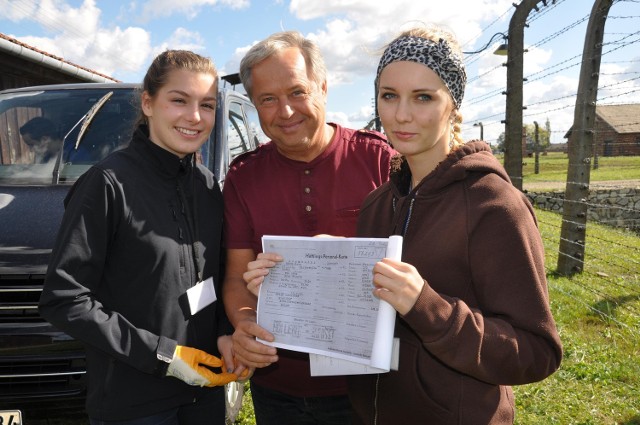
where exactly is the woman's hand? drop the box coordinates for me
[243,252,283,296]
[218,334,255,380]
[372,258,425,315]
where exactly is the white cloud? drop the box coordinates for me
[0,0,101,39]
[153,28,206,54]
[219,43,253,77]
[523,46,554,75]
[0,0,38,21]
[86,27,152,75]
[283,0,517,127]
[140,0,249,20]
[290,0,515,52]
[598,62,640,105]
[325,110,352,128]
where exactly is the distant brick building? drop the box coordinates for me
[594,104,640,156]
[0,32,118,90]
[564,104,640,157]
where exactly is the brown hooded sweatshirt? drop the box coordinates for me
[349,141,562,425]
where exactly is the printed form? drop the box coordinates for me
[257,235,402,375]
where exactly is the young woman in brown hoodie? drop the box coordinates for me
[346,24,562,424]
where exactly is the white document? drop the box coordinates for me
[309,337,400,376]
[257,235,402,375]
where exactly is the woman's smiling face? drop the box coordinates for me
[142,69,218,158]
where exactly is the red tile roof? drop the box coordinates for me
[0,32,119,82]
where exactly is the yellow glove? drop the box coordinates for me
[166,345,238,387]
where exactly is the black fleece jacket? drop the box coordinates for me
[39,126,233,420]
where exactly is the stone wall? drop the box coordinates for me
[526,188,640,232]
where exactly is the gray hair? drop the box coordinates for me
[239,31,327,100]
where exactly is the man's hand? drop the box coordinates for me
[223,249,279,369]
[166,345,239,387]
[231,312,279,368]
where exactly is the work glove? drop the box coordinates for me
[166,345,238,387]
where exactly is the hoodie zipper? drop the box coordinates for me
[392,193,417,237]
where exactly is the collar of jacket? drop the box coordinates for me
[389,140,495,197]
[130,125,194,179]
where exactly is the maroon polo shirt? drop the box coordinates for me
[223,123,393,397]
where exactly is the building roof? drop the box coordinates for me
[0,32,119,83]
[596,104,640,134]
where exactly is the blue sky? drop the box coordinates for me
[1,0,639,144]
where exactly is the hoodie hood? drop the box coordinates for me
[389,140,511,197]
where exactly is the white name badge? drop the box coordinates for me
[186,276,217,316]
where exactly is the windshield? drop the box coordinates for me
[0,87,138,185]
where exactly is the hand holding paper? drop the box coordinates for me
[230,314,279,369]
[372,259,425,316]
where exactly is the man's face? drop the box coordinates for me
[250,47,328,159]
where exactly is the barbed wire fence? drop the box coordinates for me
[461,0,639,337]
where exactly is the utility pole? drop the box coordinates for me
[503,0,540,191]
[534,121,540,174]
[557,0,613,275]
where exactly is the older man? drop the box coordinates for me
[222,31,394,424]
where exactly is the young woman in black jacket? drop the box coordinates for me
[39,50,244,424]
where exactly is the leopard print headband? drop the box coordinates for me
[376,35,467,108]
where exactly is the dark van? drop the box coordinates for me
[0,77,265,424]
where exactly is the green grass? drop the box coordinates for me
[516,209,640,424]
[233,156,640,424]
[234,384,255,425]
[496,152,640,189]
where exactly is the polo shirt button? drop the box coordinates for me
[304,187,311,194]
[304,169,311,175]
[305,205,312,212]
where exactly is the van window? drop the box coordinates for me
[244,106,269,145]
[0,88,137,184]
[227,101,252,160]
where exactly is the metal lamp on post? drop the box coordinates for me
[463,33,508,150]
[463,32,509,56]
[473,122,484,141]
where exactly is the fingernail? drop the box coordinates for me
[227,368,233,373]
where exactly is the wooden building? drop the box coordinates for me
[594,104,640,156]
[564,104,640,157]
[0,32,118,90]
